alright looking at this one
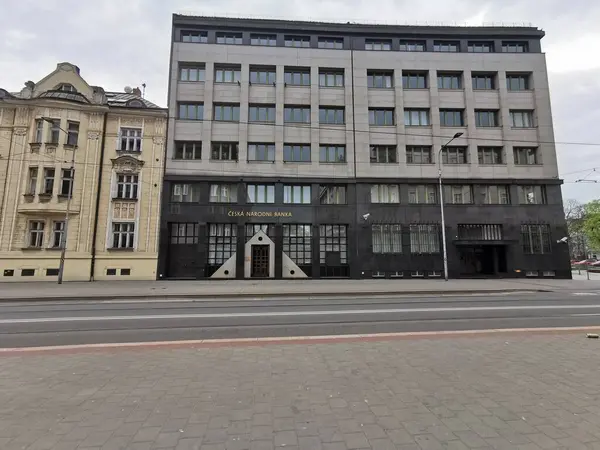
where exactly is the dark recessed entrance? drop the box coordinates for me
[458,245,507,277]
[251,245,270,278]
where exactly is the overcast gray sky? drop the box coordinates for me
[2,0,599,203]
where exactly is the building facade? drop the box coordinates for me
[0,62,167,282]
[158,15,571,280]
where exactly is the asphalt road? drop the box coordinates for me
[2,291,600,348]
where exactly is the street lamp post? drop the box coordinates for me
[42,117,75,284]
[437,132,464,281]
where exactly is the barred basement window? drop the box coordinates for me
[372,224,402,254]
[208,224,237,265]
[170,223,200,244]
[319,225,348,264]
[283,224,312,266]
[521,224,551,254]
[410,224,440,254]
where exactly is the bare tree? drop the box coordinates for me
[564,199,586,259]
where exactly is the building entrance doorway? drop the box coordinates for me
[251,245,270,278]
[458,245,507,277]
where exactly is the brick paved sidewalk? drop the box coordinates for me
[2,333,600,449]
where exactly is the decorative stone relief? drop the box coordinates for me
[152,136,164,145]
[88,113,103,131]
[47,108,62,118]
[45,145,56,154]
[13,127,28,136]
[120,117,143,127]
[15,107,29,126]
[111,155,144,173]
[87,131,100,140]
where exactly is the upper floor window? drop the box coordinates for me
[119,128,142,152]
[406,146,432,164]
[370,145,397,164]
[478,146,504,165]
[214,66,241,83]
[284,67,310,86]
[247,184,275,204]
[369,108,395,126]
[514,147,538,165]
[480,185,510,205]
[319,69,344,87]
[28,221,45,248]
[249,104,276,123]
[57,83,76,92]
[472,73,496,90]
[52,221,65,248]
[248,143,275,162]
[250,34,276,46]
[284,106,310,123]
[502,41,529,53]
[250,66,276,84]
[171,183,201,203]
[213,104,240,122]
[211,142,239,161]
[112,223,135,249]
[174,141,201,160]
[60,168,74,197]
[399,40,425,52]
[285,35,310,48]
[365,39,391,51]
[179,65,205,82]
[367,70,393,88]
[66,121,79,146]
[507,74,531,91]
[47,119,60,144]
[439,109,464,127]
[518,186,546,205]
[283,144,311,162]
[34,119,44,143]
[443,185,473,204]
[408,185,437,204]
[216,32,242,45]
[116,174,138,199]
[319,107,345,125]
[404,109,430,126]
[319,185,346,205]
[521,224,551,254]
[468,41,493,53]
[434,41,459,52]
[320,145,346,163]
[284,185,311,204]
[318,37,343,49]
[210,184,238,203]
[402,71,427,89]
[371,184,399,204]
[437,72,462,89]
[442,146,468,164]
[372,224,403,254]
[27,167,37,195]
[43,168,54,195]
[475,110,499,128]
[178,103,203,120]
[181,31,207,43]
[510,110,534,128]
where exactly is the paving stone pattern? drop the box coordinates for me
[2,334,600,449]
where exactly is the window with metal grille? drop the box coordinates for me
[318,37,343,49]
[478,147,503,164]
[370,108,395,125]
[60,168,74,197]
[404,109,429,126]
[319,185,346,205]
[112,223,135,249]
[284,185,311,204]
[43,168,54,195]
[443,185,473,204]
[402,72,427,89]
[479,185,510,205]
[370,145,397,163]
[213,104,240,122]
[514,147,538,165]
[171,184,201,203]
[283,144,311,162]
[399,40,425,51]
[66,122,79,146]
[119,128,142,152]
[211,142,238,161]
[472,73,496,90]
[284,106,310,123]
[506,74,530,91]
[458,224,503,240]
[365,39,391,51]
[174,141,201,160]
[408,185,437,204]
[250,66,276,84]
[245,224,274,242]
[406,146,432,164]
[179,65,205,81]
[208,224,237,265]
[209,184,238,203]
[51,221,65,248]
[434,41,459,52]
[248,143,275,162]
[442,146,468,164]
[170,223,200,244]
[283,224,312,266]
[475,110,499,127]
[319,225,348,264]
[510,110,534,128]
[468,41,493,52]
[28,221,44,248]
[410,224,440,254]
[439,109,464,127]
[437,72,462,89]
[320,145,346,163]
[367,70,394,88]
[372,224,402,254]
[319,107,345,124]
[249,105,276,123]
[284,68,310,86]
[214,66,241,83]
[285,35,310,47]
[319,69,344,87]
[521,224,551,254]
[181,31,207,43]
[502,41,528,53]
[250,34,276,46]
[371,184,400,204]
[247,184,275,203]
[116,174,138,199]
[216,32,242,45]
[178,103,203,120]
[518,185,546,204]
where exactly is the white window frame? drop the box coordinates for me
[27,167,38,195]
[284,185,311,204]
[48,119,60,144]
[116,174,139,199]
[52,221,65,248]
[209,184,238,203]
[371,184,400,204]
[28,221,45,248]
[66,121,79,146]
[112,222,136,249]
[42,168,55,195]
[119,128,142,152]
[171,183,200,203]
[34,119,44,143]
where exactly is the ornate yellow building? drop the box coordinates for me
[0,62,167,281]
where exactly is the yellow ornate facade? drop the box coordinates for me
[0,62,167,281]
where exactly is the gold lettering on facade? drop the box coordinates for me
[227,210,292,218]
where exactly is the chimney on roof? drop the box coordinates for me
[132,87,142,97]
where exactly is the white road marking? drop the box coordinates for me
[572,292,599,296]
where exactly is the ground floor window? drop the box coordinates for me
[170,223,200,244]
[410,224,440,254]
[245,224,274,242]
[521,224,551,254]
[372,224,402,253]
[112,222,135,249]
[208,223,237,264]
[283,224,312,265]
[319,225,348,264]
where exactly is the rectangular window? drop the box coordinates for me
[43,168,55,195]
[506,74,530,91]
[208,224,237,265]
[284,185,311,204]
[478,147,504,164]
[367,70,394,88]
[112,223,135,249]
[46,268,59,276]
[513,147,538,165]
[181,31,207,43]
[480,185,510,205]
[319,107,345,124]
[174,141,201,160]
[371,184,400,204]
[439,109,464,127]
[458,224,503,241]
[518,185,546,204]
[250,66,276,84]
[406,146,432,164]
[171,183,200,203]
[402,71,427,89]
[320,145,346,163]
[247,184,275,204]
[248,143,275,162]
[319,69,344,87]
[434,41,459,52]
[370,145,397,164]
[213,104,240,122]
[372,224,402,254]
[249,105,276,123]
[319,225,348,265]
[250,34,276,46]
[47,119,60,144]
[468,41,493,53]
[284,106,310,123]
[116,174,138,199]
[60,168,74,197]
[475,110,499,127]
[27,167,38,194]
[437,72,462,89]
[521,224,551,254]
[34,119,44,143]
[365,39,391,51]
[178,103,203,120]
[472,74,496,90]
[179,65,205,82]
[282,144,310,163]
[510,110,534,128]
[66,121,79,146]
[502,41,529,53]
[318,37,343,49]
[216,32,242,45]
[285,35,310,47]
[404,109,430,126]
[369,108,395,126]
[319,185,346,205]
[214,66,241,83]
[442,146,468,164]
[28,221,45,248]
[210,184,238,203]
[283,224,312,266]
[408,185,437,204]
[284,67,310,86]
[52,221,65,248]
[444,185,473,204]
[399,40,425,52]
[170,223,200,245]
[410,224,440,254]
[211,142,238,161]
[245,224,274,242]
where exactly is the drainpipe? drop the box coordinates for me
[89,112,108,281]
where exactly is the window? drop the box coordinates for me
[27,167,37,194]
[410,224,440,253]
[437,72,462,89]
[66,122,79,146]
[43,168,55,195]
[116,174,138,199]
[213,104,240,122]
[208,224,237,265]
[320,145,346,163]
[318,37,343,49]
[57,83,76,92]
[475,110,499,127]
[472,74,495,90]
[434,41,459,52]
[211,142,239,161]
[404,109,430,126]
[210,184,238,203]
[28,221,45,248]
[372,224,402,254]
[52,221,65,248]
[249,105,276,123]
[47,119,60,144]
[245,224,274,242]
[399,40,425,52]
[439,109,464,127]
[518,185,546,205]
[458,224,503,241]
[319,69,344,87]
[170,223,200,245]
[284,106,310,123]
[284,68,310,86]
[179,65,205,82]
[367,70,394,88]
[370,108,395,126]
[506,74,530,91]
[215,66,241,83]
[402,72,427,89]
[171,183,201,202]
[468,42,493,53]
[216,32,242,45]
[247,184,275,204]
[480,185,510,205]
[284,185,311,204]
[502,41,528,53]
[514,147,538,165]
[406,146,433,164]
[178,103,204,120]
[284,144,311,162]
[250,34,276,46]
[442,146,468,164]
[319,185,346,204]
[319,225,348,265]
[510,110,534,128]
[365,39,391,51]
[285,35,310,47]
[174,141,201,160]
[46,268,59,276]
[371,184,399,204]
[248,143,275,162]
[319,107,345,124]
[283,225,312,266]
[34,119,43,143]
[250,67,276,84]
[21,269,35,276]
[181,31,207,43]
[370,145,397,164]
[521,224,551,254]
[444,185,473,204]
[478,147,503,164]
[60,168,74,197]
[119,128,142,151]
[112,223,135,249]
[408,185,437,204]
